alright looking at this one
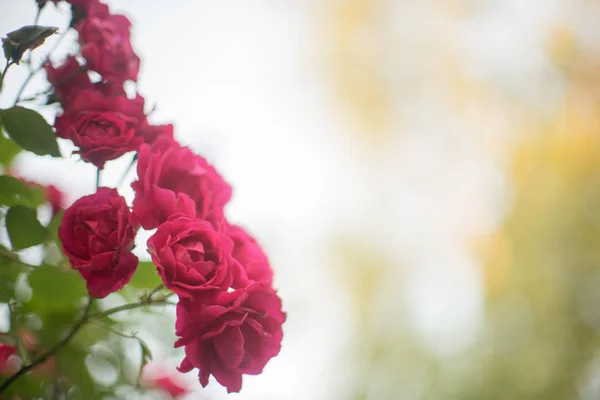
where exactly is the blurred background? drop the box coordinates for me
[3,0,600,398]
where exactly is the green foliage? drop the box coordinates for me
[0,6,180,400]
[138,337,153,385]
[2,25,58,64]
[0,107,60,157]
[128,261,162,289]
[5,205,47,250]
[0,175,46,208]
[47,209,63,241]
[0,134,21,165]
[27,268,87,311]
[0,245,27,302]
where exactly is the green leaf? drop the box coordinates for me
[0,134,21,166]
[2,25,58,64]
[127,261,162,289]
[47,209,63,241]
[137,337,153,386]
[27,268,87,311]
[0,175,46,207]
[0,107,60,157]
[6,205,47,250]
[0,245,27,302]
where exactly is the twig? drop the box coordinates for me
[34,8,42,26]
[87,298,175,320]
[0,60,15,92]
[12,28,69,107]
[148,284,165,299]
[0,298,94,394]
[116,152,138,189]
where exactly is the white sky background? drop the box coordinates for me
[0,0,589,399]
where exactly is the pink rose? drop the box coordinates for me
[70,1,111,33]
[70,111,141,168]
[54,88,145,138]
[142,365,189,398]
[46,56,126,105]
[132,137,232,230]
[58,188,139,298]
[147,215,247,298]
[45,56,88,103]
[78,13,139,82]
[140,123,174,145]
[175,283,286,393]
[54,88,146,167]
[227,225,273,285]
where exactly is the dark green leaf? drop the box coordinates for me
[5,25,58,48]
[127,261,162,290]
[0,134,22,165]
[2,25,58,64]
[0,107,60,157]
[6,205,47,250]
[27,268,87,311]
[2,38,10,63]
[0,175,46,208]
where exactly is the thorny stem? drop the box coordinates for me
[95,168,100,190]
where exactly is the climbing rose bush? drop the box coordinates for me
[0,0,284,396]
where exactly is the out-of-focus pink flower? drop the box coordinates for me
[142,365,190,398]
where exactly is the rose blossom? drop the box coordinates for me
[147,215,247,297]
[227,225,273,285]
[175,283,286,393]
[54,88,146,168]
[132,137,232,229]
[78,13,140,82]
[69,1,111,34]
[45,56,125,105]
[45,56,89,103]
[54,87,145,138]
[140,123,174,145]
[58,187,138,298]
[71,111,141,168]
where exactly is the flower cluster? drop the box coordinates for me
[52,0,285,393]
